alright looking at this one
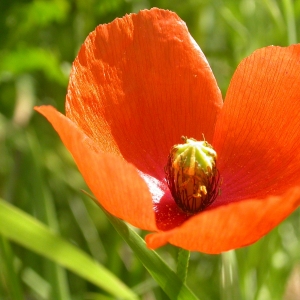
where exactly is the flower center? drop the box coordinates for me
[165,136,220,214]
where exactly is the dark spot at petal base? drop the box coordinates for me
[154,190,191,231]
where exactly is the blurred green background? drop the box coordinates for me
[0,0,300,299]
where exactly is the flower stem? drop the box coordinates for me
[177,248,190,283]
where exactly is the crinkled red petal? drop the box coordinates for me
[146,187,300,253]
[66,8,222,180]
[35,106,157,231]
[148,45,300,252]
[213,45,300,206]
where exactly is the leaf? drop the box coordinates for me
[177,248,190,283]
[0,199,138,300]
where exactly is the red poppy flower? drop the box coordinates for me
[35,8,300,254]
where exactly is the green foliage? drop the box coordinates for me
[0,0,299,299]
[0,199,137,299]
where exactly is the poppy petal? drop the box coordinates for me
[66,8,222,180]
[213,45,300,205]
[139,173,190,230]
[146,186,300,253]
[154,190,190,231]
[35,106,157,231]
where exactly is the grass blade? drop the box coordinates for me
[0,236,24,300]
[26,130,71,300]
[177,248,190,284]
[0,199,138,300]
[282,0,297,44]
[220,250,240,300]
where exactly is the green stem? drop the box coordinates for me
[177,248,190,283]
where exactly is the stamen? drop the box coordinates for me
[165,137,220,214]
